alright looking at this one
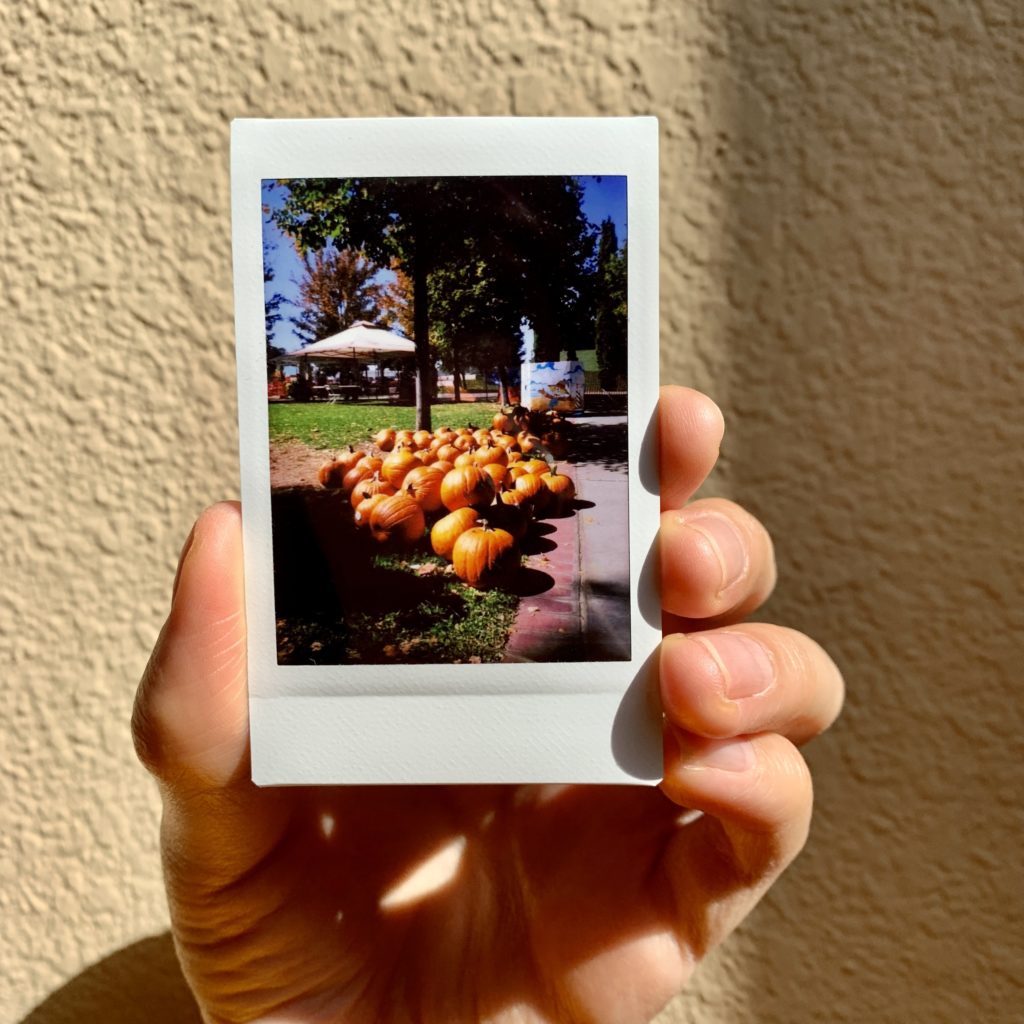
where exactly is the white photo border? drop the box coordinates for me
[232,117,661,784]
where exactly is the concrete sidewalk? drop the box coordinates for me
[503,415,630,663]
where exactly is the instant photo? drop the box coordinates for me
[232,118,660,784]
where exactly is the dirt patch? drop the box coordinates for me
[269,439,372,491]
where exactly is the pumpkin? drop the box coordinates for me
[432,459,455,476]
[454,450,478,468]
[436,443,460,463]
[510,405,531,431]
[474,442,508,468]
[452,524,519,589]
[499,487,533,511]
[492,410,513,432]
[429,435,448,453]
[507,450,523,464]
[504,463,532,488]
[342,461,376,493]
[369,493,426,546]
[540,465,577,514]
[374,428,397,452]
[517,431,539,454]
[542,431,571,460]
[317,445,361,488]
[353,492,390,528]
[493,433,518,451]
[452,434,475,452]
[418,449,439,465]
[454,426,473,437]
[350,472,396,509]
[394,429,416,448]
[355,454,384,475]
[412,429,433,450]
[481,462,506,489]
[435,426,456,441]
[487,501,529,542]
[402,465,445,513]
[521,458,550,476]
[381,448,420,489]
[472,428,491,446]
[430,507,479,559]
[514,472,550,510]
[440,465,496,512]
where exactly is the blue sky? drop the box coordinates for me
[262,175,627,353]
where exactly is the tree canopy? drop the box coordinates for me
[290,247,381,345]
[270,176,603,427]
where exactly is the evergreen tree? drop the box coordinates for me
[594,218,627,390]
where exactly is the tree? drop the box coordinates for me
[263,242,286,378]
[272,178,476,430]
[290,247,381,345]
[480,177,597,362]
[271,176,597,426]
[594,218,627,390]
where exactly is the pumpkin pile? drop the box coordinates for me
[316,409,576,590]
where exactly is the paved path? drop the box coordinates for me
[503,415,630,663]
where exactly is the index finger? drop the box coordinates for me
[659,385,725,511]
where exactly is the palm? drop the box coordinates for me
[138,389,842,1024]
[172,783,706,1023]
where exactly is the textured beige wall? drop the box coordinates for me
[3,1,1021,1021]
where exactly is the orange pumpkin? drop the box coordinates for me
[350,472,396,510]
[440,465,496,512]
[492,411,513,432]
[381,449,420,489]
[493,433,518,451]
[432,459,455,476]
[373,428,397,452]
[436,443,460,463]
[521,458,550,476]
[517,431,538,453]
[454,450,478,468]
[452,524,519,589]
[394,429,416,448]
[369,493,426,546]
[481,462,506,489]
[499,488,533,511]
[514,472,549,509]
[506,450,523,464]
[318,446,359,488]
[452,435,475,452]
[429,435,448,452]
[354,454,383,475]
[412,429,433,450]
[430,507,479,559]
[342,461,376,493]
[418,449,438,465]
[488,501,529,542]
[540,465,577,514]
[402,465,445,513]
[472,428,491,446]
[504,463,531,486]
[474,442,508,468]
[353,492,390,528]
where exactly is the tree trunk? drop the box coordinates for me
[452,347,461,404]
[412,251,432,431]
[497,364,510,407]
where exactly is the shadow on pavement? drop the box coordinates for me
[569,421,628,472]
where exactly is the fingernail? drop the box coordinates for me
[693,632,775,699]
[684,512,748,594]
[685,738,756,773]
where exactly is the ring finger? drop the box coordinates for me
[660,621,845,747]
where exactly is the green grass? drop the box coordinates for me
[269,402,501,449]
[276,550,520,665]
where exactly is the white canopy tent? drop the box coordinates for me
[273,321,416,370]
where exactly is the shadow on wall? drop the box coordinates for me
[705,3,1022,1022]
[21,933,200,1024]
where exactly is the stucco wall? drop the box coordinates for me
[3,2,1021,1021]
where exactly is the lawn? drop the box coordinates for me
[269,402,502,449]
[271,488,521,665]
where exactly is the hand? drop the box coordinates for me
[132,386,843,1024]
